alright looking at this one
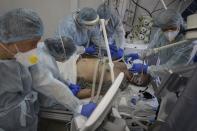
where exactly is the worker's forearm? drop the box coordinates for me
[33,70,82,113]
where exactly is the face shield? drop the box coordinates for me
[45,37,69,62]
[77,14,100,29]
[57,35,70,62]
[54,54,69,62]
[45,29,76,63]
[73,8,100,29]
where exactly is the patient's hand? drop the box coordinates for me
[77,88,92,99]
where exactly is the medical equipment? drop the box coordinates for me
[187,42,197,64]
[91,60,99,101]
[128,16,153,43]
[91,58,108,102]
[185,14,197,39]
[39,108,73,122]
[152,64,197,131]
[151,65,197,131]
[160,0,167,10]
[100,19,115,82]
[71,73,130,131]
[151,39,190,55]
[94,59,106,102]
[153,63,197,123]
[156,64,197,98]
[116,84,158,131]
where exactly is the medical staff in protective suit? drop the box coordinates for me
[127,9,193,77]
[0,8,42,131]
[57,7,101,55]
[97,3,125,60]
[0,8,96,131]
[33,37,96,118]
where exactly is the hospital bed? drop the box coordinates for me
[38,73,130,131]
[151,64,197,131]
[71,72,130,131]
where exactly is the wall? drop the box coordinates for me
[0,0,103,39]
[78,0,103,9]
[0,0,72,39]
[0,0,192,39]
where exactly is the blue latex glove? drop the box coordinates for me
[125,53,140,63]
[109,44,124,60]
[85,45,96,54]
[111,48,124,60]
[109,42,117,51]
[129,63,148,74]
[69,84,80,96]
[193,55,197,63]
[81,103,97,117]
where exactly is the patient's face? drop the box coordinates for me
[112,61,151,87]
[129,73,151,86]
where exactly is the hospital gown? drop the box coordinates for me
[105,11,125,49]
[30,42,82,112]
[0,60,38,131]
[147,29,193,77]
[57,16,100,48]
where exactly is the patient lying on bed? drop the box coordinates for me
[77,58,151,86]
[75,57,151,98]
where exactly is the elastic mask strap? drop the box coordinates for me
[0,44,15,56]
[73,12,83,27]
[58,22,66,54]
[14,44,20,52]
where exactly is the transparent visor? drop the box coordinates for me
[79,15,100,26]
[73,12,100,26]
[57,23,68,62]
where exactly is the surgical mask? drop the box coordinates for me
[0,43,39,66]
[15,48,39,67]
[164,30,179,42]
[57,23,67,62]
